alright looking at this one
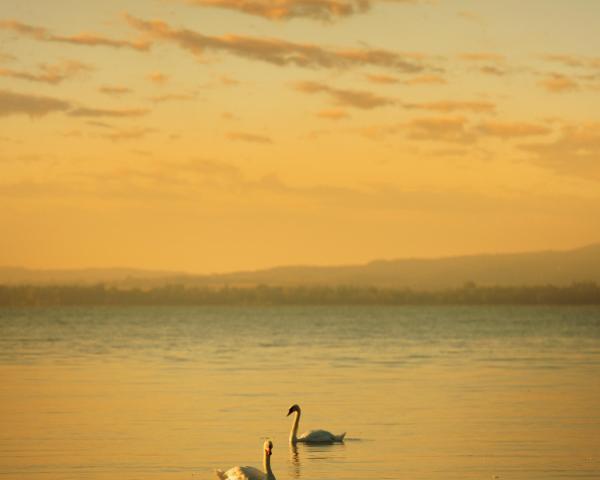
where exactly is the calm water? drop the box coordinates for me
[1,306,600,480]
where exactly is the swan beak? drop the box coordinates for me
[286,410,292,416]
[266,448,272,456]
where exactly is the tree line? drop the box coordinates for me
[1,282,600,306]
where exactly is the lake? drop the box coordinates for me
[1,306,599,479]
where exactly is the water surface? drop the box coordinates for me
[1,306,599,479]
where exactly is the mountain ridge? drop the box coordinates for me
[2,243,600,290]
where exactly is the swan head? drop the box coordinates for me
[264,439,273,456]
[287,404,301,416]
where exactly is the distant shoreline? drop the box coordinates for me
[1,283,600,306]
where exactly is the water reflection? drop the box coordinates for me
[289,443,300,479]
[288,441,348,479]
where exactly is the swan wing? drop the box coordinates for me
[216,466,265,480]
[298,429,339,443]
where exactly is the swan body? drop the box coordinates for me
[297,429,346,443]
[216,439,276,480]
[216,466,268,480]
[287,404,346,444]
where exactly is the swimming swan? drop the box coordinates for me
[287,404,346,444]
[216,439,276,480]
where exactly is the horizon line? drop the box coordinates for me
[2,241,598,277]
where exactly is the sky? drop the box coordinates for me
[1,0,599,273]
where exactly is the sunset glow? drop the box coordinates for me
[1,1,599,272]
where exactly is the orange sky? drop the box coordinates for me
[1,0,599,272]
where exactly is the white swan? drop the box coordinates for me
[287,404,346,444]
[216,439,276,480]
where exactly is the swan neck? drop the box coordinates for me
[263,450,273,479]
[290,410,301,444]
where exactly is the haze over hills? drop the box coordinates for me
[2,244,600,290]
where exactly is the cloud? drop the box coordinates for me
[99,85,132,96]
[86,121,116,129]
[366,73,399,84]
[295,81,395,109]
[356,118,551,143]
[457,52,509,76]
[542,54,600,70]
[68,107,150,118]
[184,0,418,22]
[403,74,446,85]
[0,91,149,119]
[538,73,579,93]
[124,14,427,73]
[404,100,495,113]
[316,108,349,120]
[355,123,400,140]
[0,19,151,51]
[148,93,195,103]
[0,60,91,84]
[519,123,600,179]
[479,65,506,76]
[227,131,273,143]
[406,116,473,143]
[356,116,474,143]
[478,121,551,138]
[101,127,156,142]
[0,88,71,117]
[219,74,240,86]
[147,72,169,85]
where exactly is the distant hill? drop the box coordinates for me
[2,243,600,290]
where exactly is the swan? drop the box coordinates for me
[216,439,276,480]
[287,404,346,444]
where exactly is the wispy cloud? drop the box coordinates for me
[184,0,419,22]
[227,131,273,143]
[355,123,400,140]
[542,54,600,70]
[99,85,132,96]
[0,89,151,119]
[125,14,428,73]
[403,74,446,85]
[219,74,240,86]
[458,52,508,76]
[355,115,474,143]
[68,107,150,118]
[365,73,399,84]
[367,71,447,86]
[295,81,396,109]
[0,19,151,51]
[316,108,349,120]
[406,116,473,143]
[519,123,600,178]
[101,127,156,142]
[538,73,579,93]
[356,117,552,143]
[478,121,551,138]
[0,60,91,84]
[479,65,506,76]
[147,72,169,85]
[148,93,195,103]
[0,88,71,117]
[404,100,495,113]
